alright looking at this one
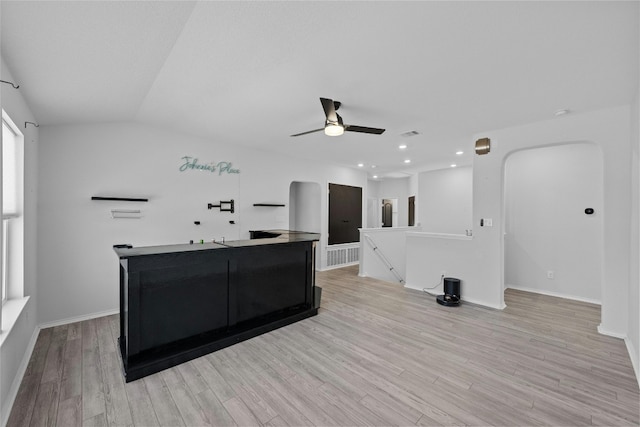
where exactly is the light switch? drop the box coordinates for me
[484,218,493,227]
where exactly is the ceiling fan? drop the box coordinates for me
[290,97,386,137]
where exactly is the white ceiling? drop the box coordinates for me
[1,1,638,178]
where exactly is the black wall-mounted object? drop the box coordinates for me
[208,199,234,213]
[253,203,286,207]
[585,208,594,215]
[92,196,149,202]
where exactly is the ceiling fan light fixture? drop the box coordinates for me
[324,123,344,136]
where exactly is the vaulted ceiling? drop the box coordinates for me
[1,1,638,178]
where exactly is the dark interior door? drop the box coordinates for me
[328,183,362,245]
[382,199,393,227]
[408,196,415,226]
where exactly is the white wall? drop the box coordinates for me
[504,143,603,304]
[367,177,410,228]
[37,122,366,325]
[629,88,639,383]
[406,106,634,320]
[405,232,475,301]
[472,106,632,335]
[289,181,321,233]
[366,179,381,228]
[380,178,410,227]
[0,58,39,426]
[408,173,419,225]
[418,166,473,234]
[359,227,418,283]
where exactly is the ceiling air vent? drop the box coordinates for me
[400,130,420,138]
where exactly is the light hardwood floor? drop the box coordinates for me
[7,265,640,426]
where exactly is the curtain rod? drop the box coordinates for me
[0,80,19,89]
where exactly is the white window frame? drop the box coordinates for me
[1,112,23,306]
[1,219,7,304]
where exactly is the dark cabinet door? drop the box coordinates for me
[232,243,311,323]
[328,183,362,244]
[137,257,229,352]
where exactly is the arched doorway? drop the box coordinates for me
[503,142,604,304]
[289,181,321,233]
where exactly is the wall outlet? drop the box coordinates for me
[547,270,554,279]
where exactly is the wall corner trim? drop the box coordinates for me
[624,336,640,388]
[597,324,627,339]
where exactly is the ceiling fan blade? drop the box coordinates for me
[345,125,386,135]
[320,97,338,123]
[290,128,324,137]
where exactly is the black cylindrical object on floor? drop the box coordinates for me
[444,277,460,297]
[437,277,461,306]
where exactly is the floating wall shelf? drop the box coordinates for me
[111,209,143,219]
[253,203,285,207]
[92,196,149,202]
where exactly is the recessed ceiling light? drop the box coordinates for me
[404,159,411,164]
[456,151,463,155]
[371,165,377,168]
[357,163,364,167]
[373,175,378,179]
[398,144,407,150]
[451,164,457,168]
[555,109,570,117]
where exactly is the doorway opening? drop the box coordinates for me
[289,181,321,233]
[381,198,397,228]
[408,196,415,226]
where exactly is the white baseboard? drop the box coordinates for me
[597,324,627,339]
[505,284,601,305]
[318,261,359,272]
[404,282,506,310]
[2,325,40,427]
[38,308,119,330]
[624,336,640,388]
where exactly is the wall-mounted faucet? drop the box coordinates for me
[208,200,234,213]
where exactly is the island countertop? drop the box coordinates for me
[113,229,320,258]
[223,230,320,247]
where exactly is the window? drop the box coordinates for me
[2,112,23,305]
[2,219,7,304]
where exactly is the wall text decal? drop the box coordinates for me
[179,156,240,175]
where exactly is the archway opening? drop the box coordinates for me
[503,142,604,305]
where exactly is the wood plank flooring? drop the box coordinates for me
[7,265,640,426]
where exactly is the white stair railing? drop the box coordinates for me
[363,234,404,284]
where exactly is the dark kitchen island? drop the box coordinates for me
[114,230,319,382]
